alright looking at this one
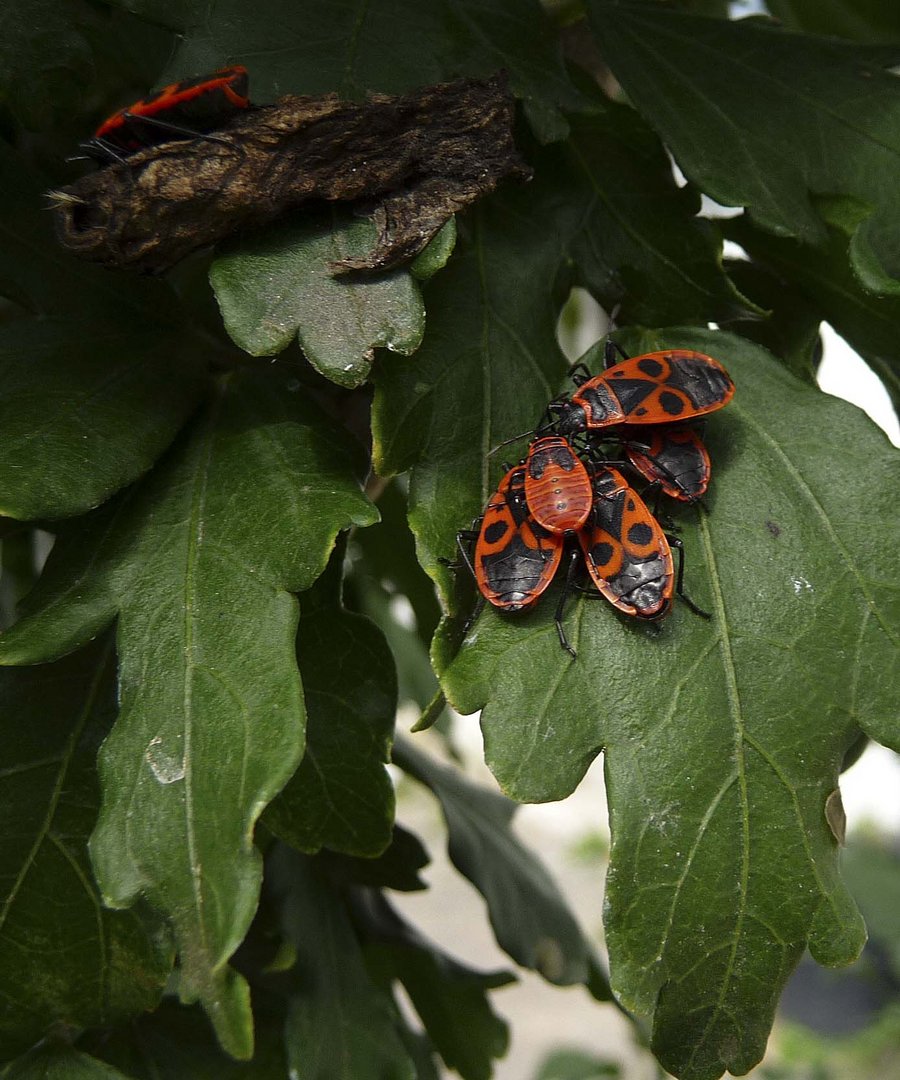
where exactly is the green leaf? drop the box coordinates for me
[0,366,376,1057]
[361,893,514,1080]
[210,211,426,388]
[765,0,900,43]
[0,319,209,520]
[411,219,458,282]
[0,141,181,324]
[442,328,900,1079]
[320,824,430,892]
[534,1047,621,1080]
[393,737,601,989]
[271,848,417,1080]
[2,1045,136,1080]
[720,257,822,385]
[351,479,442,648]
[727,212,900,419]
[556,106,749,326]
[110,0,586,142]
[264,567,397,857]
[80,996,289,1079]
[0,639,171,1059]
[0,143,211,521]
[588,2,900,294]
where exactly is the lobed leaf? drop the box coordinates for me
[0,365,376,1057]
[588,1,900,295]
[0,639,171,1059]
[728,211,900,420]
[442,328,900,1079]
[271,848,417,1080]
[361,892,514,1080]
[264,566,397,858]
[394,737,604,990]
[210,211,425,388]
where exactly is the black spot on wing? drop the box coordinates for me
[627,522,653,546]
[637,358,664,377]
[483,520,509,545]
[659,390,685,416]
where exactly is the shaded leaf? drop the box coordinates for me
[410,218,458,282]
[556,106,748,326]
[359,891,514,1080]
[765,0,900,43]
[0,366,376,1056]
[720,257,822,385]
[442,328,900,1079]
[728,211,900,419]
[109,0,587,142]
[588,2,900,294]
[270,847,416,1080]
[534,1048,621,1080]
[0,319,209,520]
[320,824,430,893]
[80,996,288,1080]
[264,560,397,857]
[393,737,603,989]
[0,142,211,520]
[351,479,442,647]
[210,210,424,387]
[2,1045,135,1080]
[0,639,171,1059]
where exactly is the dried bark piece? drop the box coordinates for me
[51,74,531,274]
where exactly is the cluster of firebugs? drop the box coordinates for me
[75,69,737,656]
[453,342,735,656]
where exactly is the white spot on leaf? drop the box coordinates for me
[145,735,186,784]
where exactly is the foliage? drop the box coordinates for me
[1,1,899,1078]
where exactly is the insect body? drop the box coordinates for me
[523,435,593,535]
[620,425,710,503]
[578,467,675,619]
[473,465,564,612]
[87,65,250,160]
[552,348,734,436]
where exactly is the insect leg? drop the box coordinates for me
[604,339,631,367]
[667,535,711,619]
[554,547,581,659]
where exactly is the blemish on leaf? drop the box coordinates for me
[765,520,781,538]
[791,575,813,595]
[145,735,186,785]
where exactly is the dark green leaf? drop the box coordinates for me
[443,328,899,1080]
[109,0,586,142]
[2,1045,135,1080]
[80,996,288,1080]
[588,2,900,294]
[0,640,171,1059]
[210,211,425,388]
[720,257,822,384]
[0,319,209,520]
[0,0,171,132]
[393,737,601,988]
[765,0,900,43]
[320,824,430,892]
[360,892,513,1080]
[728,211,900,419]
[557,107,749,326]
[0,142,213,520]
[264,593,396,858]
[0,366,376,1057]
[0,141,181,324]
[271,848,416,1080]
[842,834,900,980]
[351,479,442,647]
